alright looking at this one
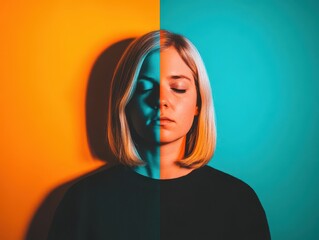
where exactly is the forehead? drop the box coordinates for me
[139,47,193,81]
[160,47,193,79]
[139,50,160,79]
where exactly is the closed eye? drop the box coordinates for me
[136,80,154,93]
[172,88,186,93]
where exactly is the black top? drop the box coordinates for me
[48,165,271,240]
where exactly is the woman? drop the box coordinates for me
[49,30,271,240]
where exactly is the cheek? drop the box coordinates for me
[126,102,146,139]
[176,99,197,126]
[182,92,197,114]
[128,95,144,111]
[132,96,153,118]
[126,96,154,130]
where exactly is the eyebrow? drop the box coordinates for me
[139,74,192,82]
[170,75,192,81]
[138,75,157,82]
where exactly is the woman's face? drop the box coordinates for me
[126,46,198,145]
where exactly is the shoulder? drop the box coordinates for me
[48,165,131,239]
[197,166,270,239]
[75,164,127,183]
[195,165,257,196]
[63,164,129,197]
[52,164,133,217]
[193,165,267,214]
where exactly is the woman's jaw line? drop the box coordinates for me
[133,136,189,179]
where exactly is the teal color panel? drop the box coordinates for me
[161,0,319,239]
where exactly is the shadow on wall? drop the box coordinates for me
[25,38,135,240]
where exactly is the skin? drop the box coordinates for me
[126,46,198,179]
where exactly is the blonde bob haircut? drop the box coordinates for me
[107,30,216,168]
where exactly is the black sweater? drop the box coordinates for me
[48,165,270,240]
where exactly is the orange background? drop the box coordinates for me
[0,0,159,239]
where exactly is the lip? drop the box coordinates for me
[159,117,174,122]
[151,116,175,126]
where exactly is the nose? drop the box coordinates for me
[159,99,168,109]
[159,83,170,109]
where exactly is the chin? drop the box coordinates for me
[159,135,174,144]
[159,136,185,145]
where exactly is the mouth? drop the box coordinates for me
[151,116,175,126]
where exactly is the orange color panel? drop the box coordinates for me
[0,0,159,239]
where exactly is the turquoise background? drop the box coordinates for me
[161,0,319,239]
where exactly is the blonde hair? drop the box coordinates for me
[107,30,216,168]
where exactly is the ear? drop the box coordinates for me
[194,106,199,116]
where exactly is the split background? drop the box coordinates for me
[1,0,318,239]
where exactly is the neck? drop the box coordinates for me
[133,137,193,179]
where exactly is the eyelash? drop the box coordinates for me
[136,83,186,94]
[172,88,186,93]
[136,85,153,93]
[137,88,152,94]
